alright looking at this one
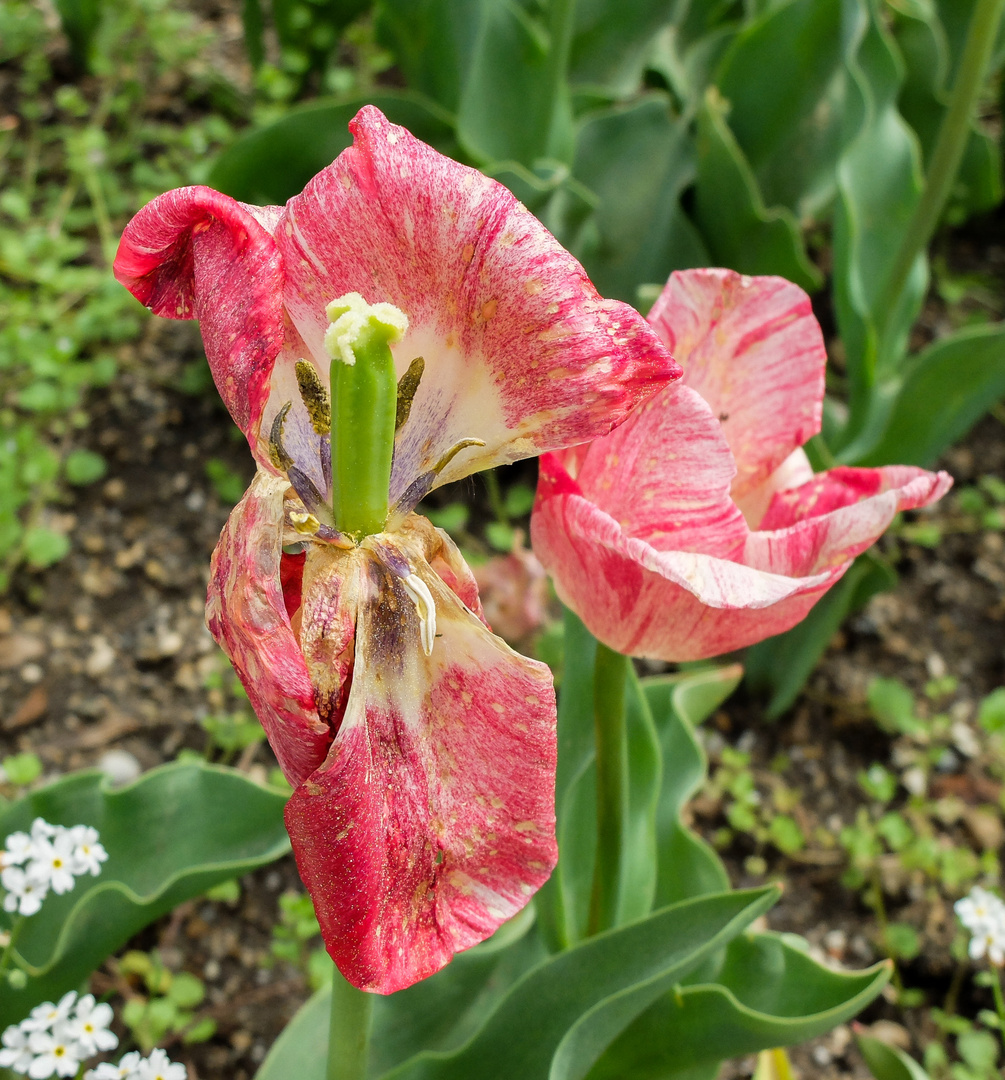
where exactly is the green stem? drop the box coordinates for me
[880,0,1005,334]
[327,966,374,1080]
[545,0,576,160]
[0,915,25,980]
[991,965,1005,1054]
[588,643,630,936]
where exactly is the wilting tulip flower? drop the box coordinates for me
[531,267,952,660]
[113,106,679,993]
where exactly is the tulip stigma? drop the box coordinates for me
[324,293,408,539]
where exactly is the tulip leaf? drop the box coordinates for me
[694,86,822,293]
[207,90,457,205]
[381,887,779,1080]
[536,608,662,949]
[0,762,289,1027]
[256,913,545,1080]
[856,1033,931,1080]
[642,666,743,907]
[714,0,864,221]
[586,932,891,1078]
[853,316,1005,468]
[831,8,927,446]
[568,0,674,97]
[374,0,482,112]
[456,0,572,168]
[570,93,707,302]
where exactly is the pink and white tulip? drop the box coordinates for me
[531,268,952,660]
[114,106,680,992]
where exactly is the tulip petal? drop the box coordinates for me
[532,453,840,660]
[113,187,285,453]
[207,472,331,786]
[285,532,557,994]
[559,382,747,559]
[647,268,825,501]
[277,105,680,506]
[746,465,953,577]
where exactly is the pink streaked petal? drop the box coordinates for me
[286,536,556,994]
[560,382,747,559]
[113,186,285,451]
[277,105,680,505]
[531,458,841,661]
[206,471,331,786]
[747,466,953,578]
[647,268,825,501]
[735,447,815,530]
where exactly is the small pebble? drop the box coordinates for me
[20,663,42,683]
[98,748,142,787]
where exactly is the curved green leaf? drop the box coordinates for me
[569,0,673,97]
[832,5,927,444]
[587,932,891,1078]
[382,887,779,1080]
[374,0,481,112]
[857,1033,931,1080]
[0,762,289,1026]
[855,322,1005,466]
[207,91,457,205]
[715,0,860,220]
[571,93,707,302]
[694,86,822,293]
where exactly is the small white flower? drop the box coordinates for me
[68,826,108,877]
[0,1023,34,1072]
[86,1050,145,1080]
[29,818,56,843]
[136,1048,187,1080]
[3,831,34,866]
[25,1028,82,1078]
[956,885,1005,967]
[1,864,50,916]
[65,995,117,1055]
[22,992,78,1034]
[27,831,78,895]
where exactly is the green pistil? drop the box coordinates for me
[325,293,408,539]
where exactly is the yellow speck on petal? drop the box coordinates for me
[480,298,498,321]
[461,244,475,263]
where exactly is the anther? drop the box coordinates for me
[290,511,321,535]
[268,402,294,471]
[401,572,436,657]
[395,357,424,430]
[295,360,331,435]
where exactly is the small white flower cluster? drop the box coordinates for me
[955,885,1005,965]
[0,991,117,1078]
[86,1048,187,1080]
[1,818,108,916]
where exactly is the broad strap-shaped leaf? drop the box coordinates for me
[714,0,866,221]
[642,667,742,906]
[586,932,891,1078]
[0,763,289,1027]
[568,0,674,97]
[694,87,822,294]
[853,323,1005,467]
[380,887,779,1080]
[832,5,926,446]
[570,94,707,303]
[207,91,458,206]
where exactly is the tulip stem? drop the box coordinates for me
[327,966,373,1080]
[879,0,1005,338]
[588,642,630,936]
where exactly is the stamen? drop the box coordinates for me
[268,402,294,471]
[432,437,486,475]
[395,357,424,430]
[290,511,321,535]
[295,360,331,434]
[388,438,488,523]
[401,572,436,657]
